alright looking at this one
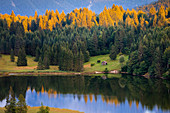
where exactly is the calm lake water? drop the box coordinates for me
[0,75,170,113]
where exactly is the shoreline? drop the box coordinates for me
[0,70,120,76]
[0,106,83,113]
[0,71,168,80]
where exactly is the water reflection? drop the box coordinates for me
[0,75,170,113]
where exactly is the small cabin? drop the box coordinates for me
[102,61,107,65]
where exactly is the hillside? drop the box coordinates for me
[0,2,169,78]
[0,54,127,73]
[136,0,170,13]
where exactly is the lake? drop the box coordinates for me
[0,75,170,113]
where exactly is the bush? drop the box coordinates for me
[97,60,101,63]
[37,102,49,113]
[0,54,2,58]
[104,68,109,73]
[119,55,125,64]
[91,63,95,67]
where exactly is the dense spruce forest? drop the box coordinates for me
[0,1,169,77]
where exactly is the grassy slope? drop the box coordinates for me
[84,54,128,72]
[0,55,63,73]
[0,54,128,73]
[0,107,83,113]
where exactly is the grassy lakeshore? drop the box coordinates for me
[0,107,83,113]
[0,54,128,74]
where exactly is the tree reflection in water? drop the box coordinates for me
[0,75,170,111]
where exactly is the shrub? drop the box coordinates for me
[91,63,95,67]
[119,55,125,64]
[104,68,109,73]
[97,60,101,63]
[37,102,49,113]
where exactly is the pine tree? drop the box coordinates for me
[53,52,58,65]
[17,48,27,66]
[34,47,40,62]
[37,57,44,70]
[43,51,50,69]
[16,94,27,113]
[73,53,79,72]
[10,49,15,62]
[93,32,98,55]
[109,45,117,60]
[5,87,16,113]
[154,47,163,77]
[84,51,90,62]
[67,49,74,71]
[78,51,84,72]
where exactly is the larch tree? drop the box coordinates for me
[149,7,156,18]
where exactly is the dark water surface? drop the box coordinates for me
[0,75,170,113]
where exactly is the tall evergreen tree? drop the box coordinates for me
[10,49,15,62]
[37,57,44,70]
[109,45,117,60]
[78,51,84,72]
[154,47,163,77]
[93,32,98,55]
[37,103,49,113]
[16,94,27,113]
[5,87,16,113]
[34,47,40,62]
[84,51,90,62]
[17,48,27,66]
[43,51,50,69]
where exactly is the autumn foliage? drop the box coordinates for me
[0,2,169,32]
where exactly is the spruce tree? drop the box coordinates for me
[84,51,90,62]
[78,51,84,72]
[5,87,16,113]
[37,57,44,70]
[37,102,49,113]
[34,47,40,62]
[53,52,58,65]
[67,49,73,71]
[10,49,15,62]
[154,47,163,77]
[16,94,27,113]
[109,45,117,60]
[17,48,27,66]
[43,51,50,69]
[73,53,79,71]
